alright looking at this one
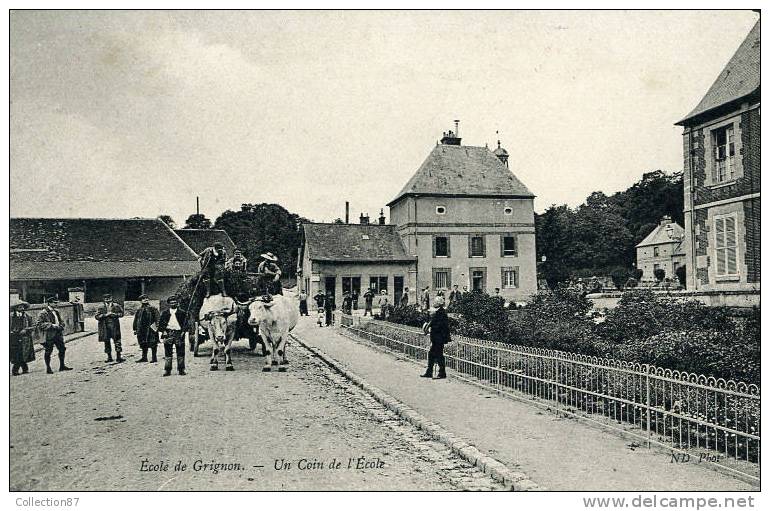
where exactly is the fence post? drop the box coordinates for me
[554,356,560,415]
[645,365,651,449]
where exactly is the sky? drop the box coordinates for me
[10,10,759,224]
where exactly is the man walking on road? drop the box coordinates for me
[133,294,159,363]
[421,295,450,379]
[10,299,35,375]
[36,297,72,374]
[158,296,187,377]
[95,293,124,363]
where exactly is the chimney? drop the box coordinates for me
[345,201,349,224]
[440,119,462,145]
[378,209,386,225]
[360,213,370,225]
[660,215,672,226]
[196,196,200,215]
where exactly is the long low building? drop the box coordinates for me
[10,217,201,308]
[299,222,417,306]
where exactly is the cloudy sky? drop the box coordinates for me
[10,10,758,224]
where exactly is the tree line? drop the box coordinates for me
[536,170,683,288]
[160,204,309,279]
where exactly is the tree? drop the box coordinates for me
[332,218,345,224]
[214,203,310,278]
[184,213,212,229]
[158,215,176,229]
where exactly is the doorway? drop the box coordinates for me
[470,268,486,292]
[324,276,336,298]
[394,276,404,301]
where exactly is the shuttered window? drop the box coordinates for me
[433,236,450,257]
[712,124,735,183]
[501,267,519,288]
[432,268,451,290]
[714,215,738,276]
[469,235,486,257]
[501,234,517,257]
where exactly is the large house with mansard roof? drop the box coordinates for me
[300,123,537,305]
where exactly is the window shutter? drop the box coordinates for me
[481,235,486,257]
[500,235,505,257]
[468,235,472,257]
[447,268,452,288]
[513,235,518,257]
[446,236,451,257]
[500,267,505,288]
[514,266,520,288]
[715,218,725,248]
[432,236,436,258]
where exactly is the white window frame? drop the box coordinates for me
[713,213,740,278]
[501,267,519,289]
[704,117,742,187]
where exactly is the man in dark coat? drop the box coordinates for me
[342,291,352,315]
[256,252,282,296]
[298,290,309,316]
[363,286,375,316]
[313,291,326,327]
[36,297,72,374]
[133,294,159,363]
[400,287,409,307]
[158,296,188,376]
[95,293,124,363]
[324,292,336,326]
[10,300,35,375]
[421,296,450,379]
[351,290,359,311]
[449,285,461,306]
[199,242,228,297]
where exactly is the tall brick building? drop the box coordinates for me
[676,20,760,292]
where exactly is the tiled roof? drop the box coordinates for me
[10,218,199,280]
[387,144,534,206]
[175,229,236,254]
[303,223,416,263]
[678,21,760,125]
[636,221,685,248]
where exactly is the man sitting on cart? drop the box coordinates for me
[256,252,282,296]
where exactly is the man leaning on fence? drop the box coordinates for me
[421,295,449,380]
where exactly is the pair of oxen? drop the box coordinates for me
[197,291,299,372]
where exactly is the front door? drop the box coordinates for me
[471,268,486,292]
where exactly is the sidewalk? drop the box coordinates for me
[292,318,754,491]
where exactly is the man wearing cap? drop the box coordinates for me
[256,252,282,296]
[133,294,159,363]
[198,242,228,297]
[363,286,375,317]
[158,296,188,376]
[10,299,35,375]
[36,297,72,374]
[95,293,125,363]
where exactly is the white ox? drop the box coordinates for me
[199,294,237,371]
[248,293,299,372]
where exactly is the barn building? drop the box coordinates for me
[174,229,237,255]
[10,218,200,310]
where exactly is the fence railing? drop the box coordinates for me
[339,315,760,482]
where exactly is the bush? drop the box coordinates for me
[610,266,629,290]
[385,304,430,327]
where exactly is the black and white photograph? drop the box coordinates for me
[6,6,762,501]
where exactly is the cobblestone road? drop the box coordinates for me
[10,318,505,491]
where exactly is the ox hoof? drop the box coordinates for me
[271,360,279,366]
[226,366,234,371]
[278,366,287,372]
[262,367,272,372]
[210,366,218,371]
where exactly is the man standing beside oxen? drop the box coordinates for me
[95,293,125,363]
[36,297,72,374]
[133,294,159,363]
[159,296,187,377]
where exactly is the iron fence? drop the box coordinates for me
[339,315,760,481]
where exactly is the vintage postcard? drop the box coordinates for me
[7,8,761,501]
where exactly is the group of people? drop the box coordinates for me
[197,243,282,298]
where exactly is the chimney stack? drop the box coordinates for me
[660,215,672,226]
[440,120,462,145]
[378,209,386,225]
[345,201,349,224]
[360,213,370,225]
